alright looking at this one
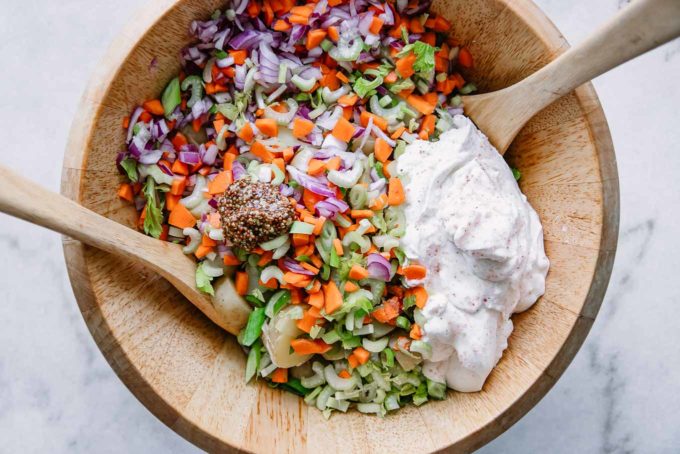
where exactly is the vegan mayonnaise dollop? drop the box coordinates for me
[397,115,549,392]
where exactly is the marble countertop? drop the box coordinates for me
[1,0,678,452]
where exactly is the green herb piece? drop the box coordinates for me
[120,157,138,182]
[142,177,163,239]
[512,167,521,181]
[161,77,181,118]
[412,41,438,73]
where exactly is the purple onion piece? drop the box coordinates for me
[367,253,391,281]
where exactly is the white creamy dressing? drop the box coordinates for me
[396,115,550,392]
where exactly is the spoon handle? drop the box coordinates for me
[469,0,680,153]
[519,0,680,109]
[0,165,163,260]
[0,164,250,336]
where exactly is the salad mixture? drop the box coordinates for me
[116,0,477,417]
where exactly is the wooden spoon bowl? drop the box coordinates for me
[61,0,619,451]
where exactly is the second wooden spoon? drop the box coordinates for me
[463,0,680,154]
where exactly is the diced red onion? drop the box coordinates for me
[282,257,316,275]
[367,253,391,281]
[232,161,247,180]
[286,166,337,198]
[179,151,201,165]
[126,107,144,143]
[139,149,163,165]
[202,144,219,165]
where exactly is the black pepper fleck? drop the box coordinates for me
[217,178,294,251]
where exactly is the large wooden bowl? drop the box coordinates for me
[61,0,619,451]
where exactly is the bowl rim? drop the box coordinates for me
[60,0,620,451]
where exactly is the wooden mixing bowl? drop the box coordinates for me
[60,0,619,451]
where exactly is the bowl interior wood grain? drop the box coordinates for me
[61,0,619,451]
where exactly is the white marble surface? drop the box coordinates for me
[0,0,678,452]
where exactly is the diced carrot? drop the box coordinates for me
[369,16,384,34]
[207,171,233,195]
[328,0,343,6]
[410,323,423,340]
[255,118,278,137]
[170,177,186,196]
[195,245,214,259]
[307,279,322,294]
[223,153,236,171]
[139,111,152,123]
[165,193,180,211]
[407,94,435,115]
[348,264,369,280]
[250,141,274,163]
[327,25,340,42]
[257,251,274,267]
[338,93,359,106]
[223,254,241,266]
[432,15,451,32]
[122,116,130,129]
[290,288,302,304]
[406,286,428,309]
[306,29,327,50]
[331,117,356,142]
[300,261,320,274]
[423,92,438,107]
[420,114,436,136]
[410,17,425,33]
[271,368,289,383]
[387,177,405,206]
[303,189,325,213]
[458,47,473,68]
[369,193,388,210]
[323,281,343,314]
[384,71,398,84]
[283,147,295,162]
[359,111,388,131]
[344,281,359,292]
[290,4,314,17]
[168,203,196,228]
[170,160,187,176]
[292,117,314,138]
[117,183,134,202]
[333,238,343,256]
[353,347,370,365]
[273,19,291,31]
[237,122,254,142]
[347,353,360,369]
[325,156,341,171]
[290,338,332,355]
[308,291,325,309]
[350,209,374,219]
[374,138,393,163]
[307,159,326,176]
[371,297,401,323]
[171,132,188,150]
[338,369,351,379]
[395,53,416,79]
[292,233,310,246]
[142,99,164,116]
[289,14,309,24]
[336,71,349,83]
[283,271,309,285]
[401,264,427,280]
[235,271,249,296]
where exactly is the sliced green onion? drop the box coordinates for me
[181,75,204,108]
[395,316,411,330]
[329,38,364,62]
[245,340,262,382]
[362,336,389,353]
[427,379,447,399]
[382,347,395,368]
[161,77,181,117]
[265,289,291,318]
[290,221,315,234]
[240,308,266,347]
[512,167,521,181]
[410,340,432,360]
[278,63,288,84]
[291,74,316,92]
[324,365,358,391]
[459,82,477,95]
[348,185,367,209]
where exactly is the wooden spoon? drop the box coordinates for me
[463,0,680,154]
[0,165,251,336]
